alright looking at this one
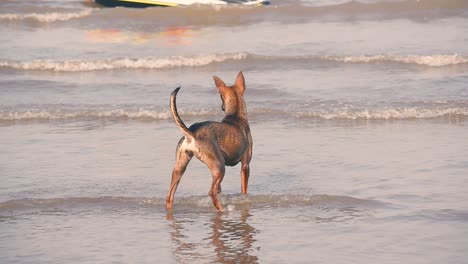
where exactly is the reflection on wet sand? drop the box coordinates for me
[167,209,259,263]
[85,27,194,45]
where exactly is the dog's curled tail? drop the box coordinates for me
[170,87,194,141]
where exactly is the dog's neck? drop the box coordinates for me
[235,100,248,120]
[223,94,248,122]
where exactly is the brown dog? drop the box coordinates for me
[166,72,253,211]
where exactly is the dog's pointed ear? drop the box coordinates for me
[235,71,245,94]
[213,76,226,88]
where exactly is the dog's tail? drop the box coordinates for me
[170,87,194,141]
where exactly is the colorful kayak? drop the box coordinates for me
[94,0,269,8]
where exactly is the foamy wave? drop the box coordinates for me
[0,108,220,121]
[0,53,247,71]
[251,53,468,67]
[0,9,93,23]
[2,105,467,122]
[296,107,468,120]
[1,53,466,72]
[328,54,468,67]
[1,109,171,121]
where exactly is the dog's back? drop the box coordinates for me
[188,119,250,166]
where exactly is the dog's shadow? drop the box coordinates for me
[167,209,259,263]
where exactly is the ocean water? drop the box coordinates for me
[1,0,468,263]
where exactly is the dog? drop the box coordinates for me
[166,71,253,211]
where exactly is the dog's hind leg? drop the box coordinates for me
[208,166,224,211]
[208,163,225,211]
[166,145,193,211]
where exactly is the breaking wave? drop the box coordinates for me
[0,9,93,23]
[0,109,169,121]
[0,108,214,121]
[325,54,468,67]
[277,53,468,67]
[1,103,467,122]
[1,53,467,72]
[0,53,248,72]
[294,106,468,120]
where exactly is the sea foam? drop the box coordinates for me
[0,108,219,121]
[296,107,468,120]
[1,105,467,122]
[328,54,468,67]
[0,9,93,23]
[2,53,466,72]
[0,53,248,72]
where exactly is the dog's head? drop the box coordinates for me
[213,71,247,118]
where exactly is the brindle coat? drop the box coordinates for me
[166,72,253,211]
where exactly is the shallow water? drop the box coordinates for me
[1,0,468,263]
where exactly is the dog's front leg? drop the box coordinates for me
[240,147,252,195]
[241,162,250,195]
